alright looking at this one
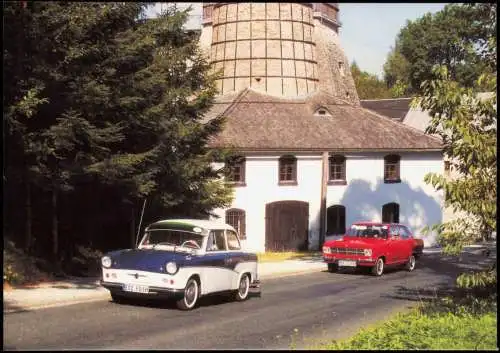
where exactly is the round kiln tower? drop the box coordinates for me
[200,3,359,105]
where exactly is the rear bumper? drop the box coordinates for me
[100,280,184,298]
[250,279,261,289]
[323,256,376,267]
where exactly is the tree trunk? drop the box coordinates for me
[25,181,32,254]
[52,187,59,260]
[130,206,136,248]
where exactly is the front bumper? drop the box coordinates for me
[100,280,184,298]
[323,256,376,267]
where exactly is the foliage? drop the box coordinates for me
[350,61,392,99]
[383,49,411,97]
[3,239,51,285]
[384,3,497,94]
[314,297,497,350]
[415,66,496,255]
[457,264,497,290]
[67,246,104,277]
[3,2,233,265]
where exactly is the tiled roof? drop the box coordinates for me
[205,89,442,152]
[360,98,413,122]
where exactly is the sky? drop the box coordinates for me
[145,3,447,79]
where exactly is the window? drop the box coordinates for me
[384,154,401,183]
[444,161,451,176]
[399,225,411,239]
[279,155,297,184]
[326,205,346,235]
[329,155,346,185]
[314,107,331,117]
[225,208,246,239]
[382,202,400,223]
[206,230,226,251]
[226,230,241,250]
[338,61,345,76]
[389,225,399,237]
[226,156,246,185]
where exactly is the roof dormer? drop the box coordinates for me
[314,106,332,117]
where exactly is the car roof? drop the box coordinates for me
[146,218,236,234]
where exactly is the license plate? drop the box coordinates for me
[338,260,357,267]
[123,283,149,293]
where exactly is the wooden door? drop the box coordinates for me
[265,201,309,251]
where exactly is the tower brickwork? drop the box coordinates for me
[200,3,359,105]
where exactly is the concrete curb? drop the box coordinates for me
[4,293,111,314]
[260,267,324,280]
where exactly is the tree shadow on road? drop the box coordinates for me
[382,252,497,304]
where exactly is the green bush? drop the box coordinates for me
[3,239,48,285]
[67,245,104,276]
[315,298,497,350]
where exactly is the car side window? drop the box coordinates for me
[400,226,411,239]
[389,225,399,237]
[207,230,227,251]
[226,230,241,250]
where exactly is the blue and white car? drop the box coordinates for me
[100,219,260,310]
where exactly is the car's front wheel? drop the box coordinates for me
[327,263,338,273]
[371,257,385,276]
[176,278,199,310]
[234,274,250,301]
[405,255,416,272]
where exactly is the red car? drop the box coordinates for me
[322,222,424,276]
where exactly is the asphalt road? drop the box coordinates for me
[4,253,494,350]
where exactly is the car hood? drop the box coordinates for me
[106,248,190,272]
[324,237,386,249]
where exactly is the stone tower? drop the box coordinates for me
[199,3,359,105]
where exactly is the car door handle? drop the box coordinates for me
[225,258,233,264]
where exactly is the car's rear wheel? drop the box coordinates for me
[327,263,338,273]
[234,274,250,301]
[371,257,385,276]
[176,278,199,310]
[405,255,416,272]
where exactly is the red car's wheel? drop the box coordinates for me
[371,257,384,276]
[405,255,416,272]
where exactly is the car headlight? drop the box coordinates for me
[165,261,178,274]
[323,246,331,254]
[363,249,372,257]
[101,256,112,268]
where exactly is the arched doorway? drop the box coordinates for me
[326,205,346,235]
[382,202,400,223]
[265,201,309,251]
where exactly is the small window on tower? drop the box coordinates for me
[338,61,345,76]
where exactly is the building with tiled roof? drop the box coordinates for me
[201,3,444,251]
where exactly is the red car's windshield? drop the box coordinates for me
[346,224,388,239]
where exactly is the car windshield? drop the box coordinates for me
[346,225,388,238]
[140,230,204,250]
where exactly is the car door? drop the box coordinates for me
[225,229,243,290]
[386,225,398,263]
[399,225,414,260]
[203,230,231,293]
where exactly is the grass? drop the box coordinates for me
[257,251,322,263]
[310,292,497,350]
